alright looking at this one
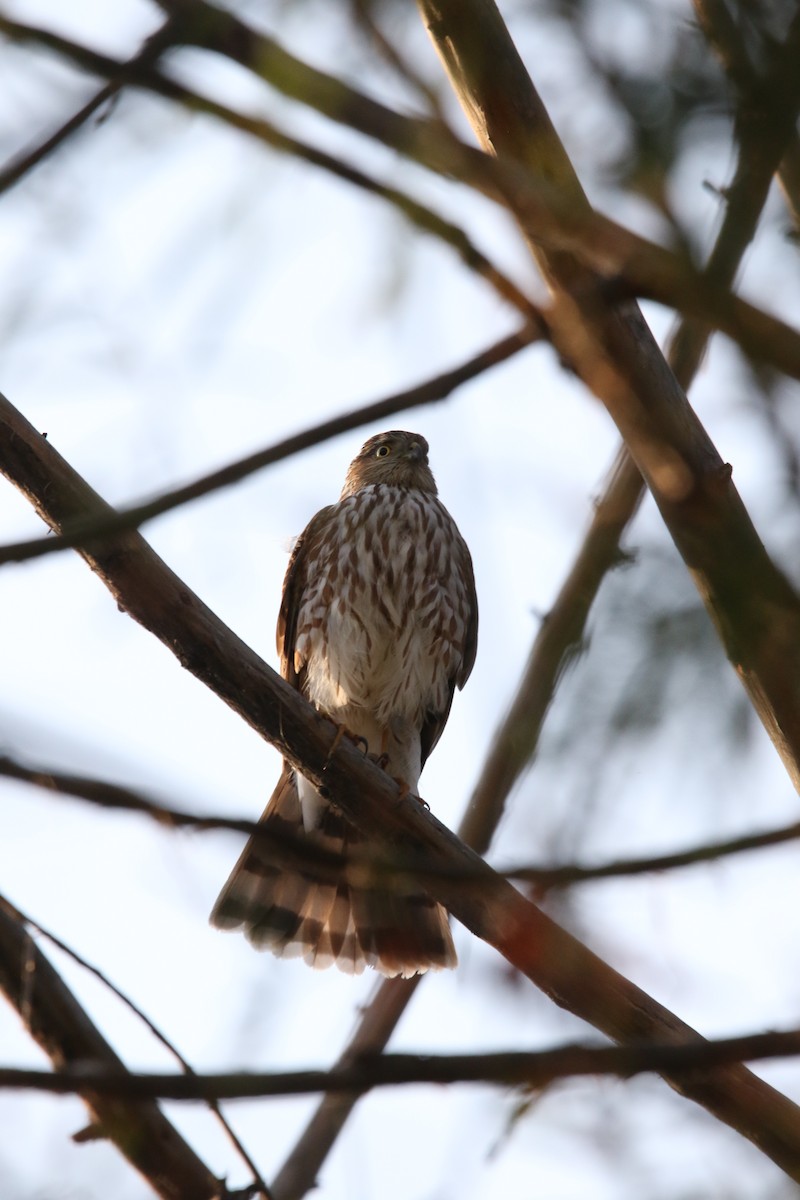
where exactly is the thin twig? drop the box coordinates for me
[3,397,800,1183]
[2,1027,800,1099]
[0,896,224,1200]
[0,896,271,1199]
[7,752,800,888]
[3,12,800,378]
[0,18,178,196]
[0,325,538,566]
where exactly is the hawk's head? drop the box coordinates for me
[340,430,438,498]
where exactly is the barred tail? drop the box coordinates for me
[210,767,456,978]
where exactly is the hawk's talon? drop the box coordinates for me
[390,777,411,804]
[325,723,369,768]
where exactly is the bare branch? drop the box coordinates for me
[0,895,226,1200]
[3,10,800,379]
[3,398,800,1178]
[511,818,800,889]
[0,18,177,195]
[4,1027,800,1099]
[3,896,271,1198]
[0,326,537,567]
[12,752,800,889]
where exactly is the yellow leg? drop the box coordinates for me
[324,722,368,768]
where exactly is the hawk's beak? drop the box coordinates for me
[406,442,426,463]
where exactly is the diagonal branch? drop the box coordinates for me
[3,10,800,379]
[0,17,179,195]
[418,0,800,795]
[3,398,800,1179]
[2,896,270,1198]
[274,7,800,1188]
[0,896,226,1200]
[0,325,538,567]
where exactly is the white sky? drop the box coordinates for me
[1,2,800,1198]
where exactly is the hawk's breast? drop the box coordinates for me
[294,484,471,724]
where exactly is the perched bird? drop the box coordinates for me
[211,430,478,977]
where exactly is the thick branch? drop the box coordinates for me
[274,11,800,1190]
[416,0,800,800]
[3,11,800,379]
[3,397,800,1177]
[0,899,224,1200]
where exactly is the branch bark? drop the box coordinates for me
[0,898,224,1200]
[275,7,800,1191]
[416,0,800,784]
[3,395,800,1179]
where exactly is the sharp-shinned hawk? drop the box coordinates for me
[211,430,478,977]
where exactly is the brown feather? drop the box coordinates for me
[210,767,457,976]
[211,431,475,978]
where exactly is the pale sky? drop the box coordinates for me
[1,2,800,1198]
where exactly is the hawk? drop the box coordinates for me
[211,431,478,977]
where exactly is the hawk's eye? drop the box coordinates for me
[376,445,391,458]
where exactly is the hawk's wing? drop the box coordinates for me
[276,504,337,691]
[419,532,478,767]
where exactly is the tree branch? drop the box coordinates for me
[3,396,800,1179]
[0,17,180,195]
[3,10,800,379]
[10,752,799,889]
[0,326,537,566]
[2,896,271,1198]
[0,897,227,1200]
[3,1027,800,1100]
